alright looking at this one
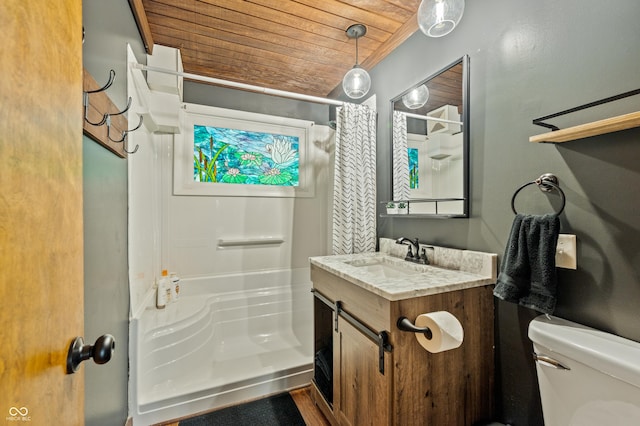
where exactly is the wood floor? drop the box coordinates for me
[290,387,331,426]
[159,386,330,426]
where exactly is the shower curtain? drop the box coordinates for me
[392,110,410,201]
[332,103,377,255]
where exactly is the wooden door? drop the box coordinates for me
[0,1,84,424]
[334,318,392,426]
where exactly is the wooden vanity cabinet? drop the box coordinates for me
[310,264,495,426]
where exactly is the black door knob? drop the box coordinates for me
[66,334,115,374]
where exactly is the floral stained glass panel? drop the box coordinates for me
[193,125,300,187]
[408,147,419,189]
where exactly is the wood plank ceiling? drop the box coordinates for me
[393,61,463,117]
[131,0,422,98]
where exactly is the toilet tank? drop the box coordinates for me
[528,314,640,426]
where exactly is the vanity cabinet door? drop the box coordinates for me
[334,317,392,426]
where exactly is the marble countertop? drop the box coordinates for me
[310,247,496,301]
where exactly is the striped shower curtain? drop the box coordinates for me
[332,103,377,255]
[392,110,410,201]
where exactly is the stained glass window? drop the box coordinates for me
[408,147,419,189]
[193,125,300,187]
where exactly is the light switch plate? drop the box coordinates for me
[556,234,577,269]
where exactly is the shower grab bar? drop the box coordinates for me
[217,237,284,247]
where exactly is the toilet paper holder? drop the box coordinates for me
[397,316,433,340]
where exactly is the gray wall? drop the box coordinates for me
[372,1,640,424]
[82,137,129,425]
[82,0,146,424]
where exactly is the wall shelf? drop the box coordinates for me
[381,198,466,217]
[530,88,640,143]
[530,110,640,143]
[380,213,464,219]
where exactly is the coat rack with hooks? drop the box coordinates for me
[83,68,142,157]
[530,88,640,143]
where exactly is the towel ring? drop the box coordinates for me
[511,173,566,215]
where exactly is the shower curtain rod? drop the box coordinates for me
[133,64,463,125]
[131,63,345,107]
[404,111,463,126]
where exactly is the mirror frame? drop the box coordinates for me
[389,54,470,218]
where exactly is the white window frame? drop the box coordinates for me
[174,103,315,197]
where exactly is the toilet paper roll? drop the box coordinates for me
[415,311,464,353]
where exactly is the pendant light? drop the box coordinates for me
[417,0,465,38]
[402,84,430,109]
[342,24,371,99]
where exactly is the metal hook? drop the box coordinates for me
[105,115,124,143]
[83,70,116,126]
[84,92,108,126]
[122,135,140,154]
[109,97,132,117]
[106,98,135,142]
[85,69,115,94]
[106,115,142,154]
[124,115,144,135]
[106,115,143,145]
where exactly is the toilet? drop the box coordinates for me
[528,314,640,425]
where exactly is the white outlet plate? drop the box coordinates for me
[556,234,577,269]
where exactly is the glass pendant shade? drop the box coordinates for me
[418,0,465,38]
[402,84,430,109]
[343,24,371,99]
[343,65,371,99]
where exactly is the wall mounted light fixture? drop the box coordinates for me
[342,24,371,99]
[418,0,465,38]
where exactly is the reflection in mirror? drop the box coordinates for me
[390,55,469,217]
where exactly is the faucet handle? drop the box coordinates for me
[405,245,414,260]
[420,248,429,264]
[421,246,435,265]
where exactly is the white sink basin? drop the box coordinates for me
[343,256,425,277]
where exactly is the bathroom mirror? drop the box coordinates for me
[389,55,469,217]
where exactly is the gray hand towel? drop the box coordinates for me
[493,213,560,314]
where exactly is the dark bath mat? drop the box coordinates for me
[179,393,306,426]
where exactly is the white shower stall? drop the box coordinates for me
[126,47,335,424]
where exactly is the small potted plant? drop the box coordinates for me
[386,201,398,214]
[397,202,408,214]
